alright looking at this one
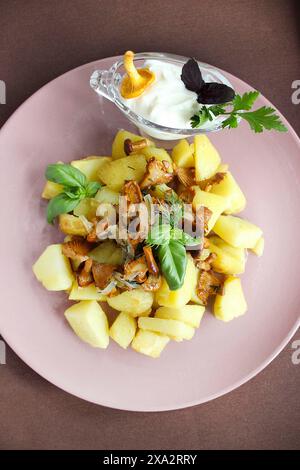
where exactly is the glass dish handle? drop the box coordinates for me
[90,70,114,102]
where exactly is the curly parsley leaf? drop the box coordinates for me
[232,91,259,111]
[190,91,287,133]
[239,106,288,133]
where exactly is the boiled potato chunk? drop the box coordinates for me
[141,147,173,169]
[33,244,74,291]
[251,236,264,257]
[112,129,154,159]
[209,171,246,214]
[209,235,246,275]
[214,276,247,322]
[138,317,195,341]
[155,305,205,328]
[98,155,147,191]
[156,255,195,308]
[41,181,63,199]
[189,261,204,305]
[107,288,154,316]
[73,198,99,221]
[110,312,137,349]
[171,139,194,168]
[71,156,111,182]
[213,215,263,248]
[138,308,152,317]
[64,300,109,348]
[131,330,169,358]
[95,186,120,205]
[89,240,124,265]
[194,135,221,181]
[58,214,88,236]
[69,281,106,301]
[193,187,228,233]
[217,163,229,173]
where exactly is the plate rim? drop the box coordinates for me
[0,55,299,412]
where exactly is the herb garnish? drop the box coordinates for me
[146,187,201,290]
[45,163,101,223]
[190,91,287,133]
[181,58,287,133]
[181,58,235,104]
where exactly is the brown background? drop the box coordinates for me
[0,0,299,450]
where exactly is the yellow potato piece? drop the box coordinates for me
[69,281,106,301]
[138,317,195,341]
[214,276,247,322]
[251,236,264,257]
[213,215,263,248]
[89,240,124,265]
[71,156,111,182]
[112,129,154,159]
[209,171,246,214]
[41,181,63,199]
[131,330,169,358]
[188,260,204,305]
[192,187,228,233]
[209,235,246,275]
[171,139,194,168]
[155,255,195,308]
[155,305,205,328]
[33,244,74,291]
[110,312,137,349]
[194,135,221,181]
[107,288,154,316]
[98,155,147,191]
[73,198,100,221]
[65,300,109,348]
[58,214,88,236]
[95,187,120,205]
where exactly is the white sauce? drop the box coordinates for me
[122,60,202,129]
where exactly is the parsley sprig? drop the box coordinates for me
[190,91,287,133]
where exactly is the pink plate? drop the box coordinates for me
[0,57,299,411]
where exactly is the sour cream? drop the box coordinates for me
[122,60,202,129]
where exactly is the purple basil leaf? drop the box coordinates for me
[197,82,235,104]
[181,58,204,94]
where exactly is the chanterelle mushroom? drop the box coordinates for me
[143,246,159,275]
[176,167,196,187]
[77,258,94,287]
[124,138,151,156]
[196,270,221,305]
[92,262,118,290]
[62,238,93,263]
[120,51,155,99]
[124,255,148,283]
[142,273,162,292]
[123,180,143,204]
[140,157,174,190]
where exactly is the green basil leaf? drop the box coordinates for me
[157,240,187,291]
[172,228,202,246]
[45,163,87,188]
[46,193,80,224]
[147,224,171,246]
[85,181,102,197]
[64,188,85,199]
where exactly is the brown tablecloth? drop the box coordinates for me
[0,0,299,450]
